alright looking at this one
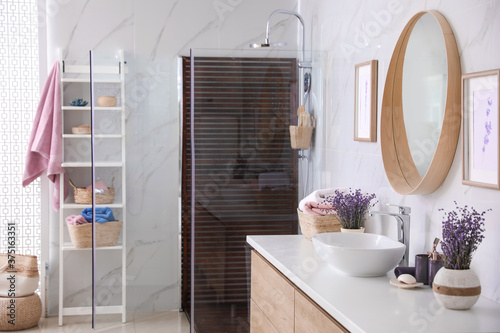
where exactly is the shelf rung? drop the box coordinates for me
[62,305,124,316]
[63,64,120,74]
[62,242,123,251]
[62,106,122,111]
[61,162,123,167]
[61,203,124,209]
[62,78,121,83]
[63,134,122,139]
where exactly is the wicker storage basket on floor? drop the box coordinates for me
[67,221,123,248]
[0,254,39,298]
[0,293,41,331]
[289,125,313,149]
[297,208,341,240]
[69,178,115,204]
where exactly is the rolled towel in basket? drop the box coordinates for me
[302,202,337,216]
[65,214,88,225]
[299,187,349,212]
[85,180,108,191]
[82,207,115,223]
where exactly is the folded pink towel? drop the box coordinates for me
[65,215,88,225]
[85,180,108,191]
[303,202,337,216]
[22,61,67,211]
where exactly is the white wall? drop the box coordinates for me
[43,0,298,314]
[300,0,500,303]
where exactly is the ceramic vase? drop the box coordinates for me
[340,227,365,233]
[432,267,481,310]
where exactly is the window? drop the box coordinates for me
[0,1,41,268]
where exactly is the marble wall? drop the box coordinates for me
[43,0,298,314]
[300,0,500,303]
[42,0,500,316]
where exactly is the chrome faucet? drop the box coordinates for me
[369,204,411,266]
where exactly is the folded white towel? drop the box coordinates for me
[298,187,349,211]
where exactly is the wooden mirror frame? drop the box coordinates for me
[381,10,461,195]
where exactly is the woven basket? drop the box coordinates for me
[289,125,313,149]
[97,96,117,107]
[0,254,39,298]
[0,254,38,278]
[67,221,123,248]
[69,178,115,204]
[71,124,91,134]
[297,208,341,240]
[0,293,41,331]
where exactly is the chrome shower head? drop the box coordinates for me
[249,10,308,65]
[251,9,312,107]
[249,39,287,48]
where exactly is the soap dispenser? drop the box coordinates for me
[428,238,444,287]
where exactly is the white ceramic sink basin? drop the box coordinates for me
[312,232,406,277]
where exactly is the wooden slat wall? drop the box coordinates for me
[181,56,298,332]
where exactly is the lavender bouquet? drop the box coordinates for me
[439,202,489,270]
[322,189,376,229]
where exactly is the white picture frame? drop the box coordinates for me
[462,69,500,189]
[354,60,378,142]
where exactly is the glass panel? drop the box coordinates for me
[182,48,323,332]
[59,51,93,327]
[92,50,127,329]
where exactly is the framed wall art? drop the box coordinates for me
[462,69,500,189]
[354,60,378,142]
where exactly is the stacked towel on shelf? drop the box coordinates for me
[65,215,88,225]
[299,187,349,216]
[81,207,115,223]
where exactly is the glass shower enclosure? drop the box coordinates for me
[182,48,323,332]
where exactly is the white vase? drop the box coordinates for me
[340,227,365,233]
[432,267,481,310]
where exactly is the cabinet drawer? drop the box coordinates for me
[250,299,279,333]
[251,251,294,333]
[295,288,348,333]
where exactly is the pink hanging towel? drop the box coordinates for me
[22,61,67,211]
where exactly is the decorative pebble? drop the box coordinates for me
[70,98,88,106]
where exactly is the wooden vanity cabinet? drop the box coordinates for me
[251,250,295,332]
[251,250,349,333]
[295,288,348,333]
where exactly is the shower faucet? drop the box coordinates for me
[369,204,411,267]
[249,9,311,68]
[250,9,312,106]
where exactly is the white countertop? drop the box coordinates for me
[247,235,500,333]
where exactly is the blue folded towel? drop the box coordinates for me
[82,207,115,223]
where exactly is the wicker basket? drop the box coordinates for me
[289,125,313,149]
[97,95,117,107]
[297,208,341,240]
[71,124,91,134]
[69,178,115,204]
[0,293,42,331]
[67,221,123,248]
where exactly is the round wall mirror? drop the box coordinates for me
[381,10,461,195]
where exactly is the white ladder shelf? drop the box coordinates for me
[58,50,127,326]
